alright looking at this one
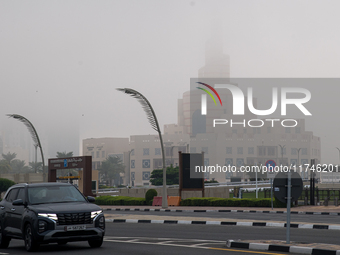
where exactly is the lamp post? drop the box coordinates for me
[117,88,168,208]
[128,149,134,186]
[7,114,46,181]
[164,142,174,167]
[335,147,340,187]
[170,146,175,166]
[297,148,301,175]
[170,142,187,166]
[34,144,38,173]
[278,145,286,165]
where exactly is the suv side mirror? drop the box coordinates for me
[12,199,24,206]
[87,196,95,203]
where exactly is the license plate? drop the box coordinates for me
[65,225,86,231]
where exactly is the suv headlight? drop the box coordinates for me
[38,213,58,221]
[91,210,103,219]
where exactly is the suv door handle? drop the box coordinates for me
[11,208,15,211]
[0,206,4,210]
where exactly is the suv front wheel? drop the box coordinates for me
[88,237,103,248]
[24,224,39,252]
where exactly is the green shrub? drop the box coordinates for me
[273,197,294,208]
[0,178,15,196]
[95,196,146,206]
[145,189,157,204]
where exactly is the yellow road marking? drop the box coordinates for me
[210,247,286,255]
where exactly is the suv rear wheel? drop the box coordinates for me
[88,237,103,248]
[0,223,10,248]
[24,224,39,252]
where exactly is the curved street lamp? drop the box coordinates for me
[117,88,168,208]
[7,114,46,181]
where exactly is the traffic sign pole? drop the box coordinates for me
[273,170,303,245]
[256,167,258,199]
[271,178,273,210]
[286,170,291,244]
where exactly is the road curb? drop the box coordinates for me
[226,240,340,255]
[105,218,340,230]
[103,208,340,216]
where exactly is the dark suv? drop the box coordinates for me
[0,182,105,252]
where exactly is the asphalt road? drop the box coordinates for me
[1,223,338,255]
[104,210,340,224]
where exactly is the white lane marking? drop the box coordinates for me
[104,236,225,244]
[104,239,212,249]
[103,237,225,250]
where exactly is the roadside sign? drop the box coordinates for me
[273,171,303,203]
[265,159,276,179]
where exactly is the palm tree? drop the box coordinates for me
[0,159,11,174]
[28,162,43,173]
[2,152,17,165]
[56,151,74,158]
[11,159,30,173]
[99,156,125,186]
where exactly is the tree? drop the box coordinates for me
[11,159,29,173]
[99,156,125,186]
[150,165,179,186]
[56,151,73,158]
[28,162,43,173]
[2,152,17,165]
[0,178,15,198]
[0,160,11,174]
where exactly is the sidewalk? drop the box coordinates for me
[103,205,340,254]
[100,204,340,213]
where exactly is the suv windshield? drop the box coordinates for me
[28,185,87,204]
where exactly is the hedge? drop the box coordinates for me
[95,196,145,206]
[180,197,286,207]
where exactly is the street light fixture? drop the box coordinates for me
[7,114,46,181]
[117,88,168,208]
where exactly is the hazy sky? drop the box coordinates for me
[1,1,340,161]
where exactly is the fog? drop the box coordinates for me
[1,1,340,162]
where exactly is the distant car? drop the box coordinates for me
[0,182,105,252]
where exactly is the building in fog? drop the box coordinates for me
[82,35,321,186]
[82,137,129,185]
